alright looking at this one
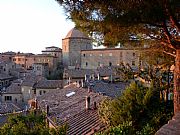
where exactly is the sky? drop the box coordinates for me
[0,0,75,54]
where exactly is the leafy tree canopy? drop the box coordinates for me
[98,82,173,134]
[0,112,67,135]
[57,0,179,50]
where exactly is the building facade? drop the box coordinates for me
[42,46,62,64]
[81,48,140,70]
[62,28,92,68]
[33,54,58,72]
[12,53,35,69]
[0,52,16,62]
[32,63,49,76]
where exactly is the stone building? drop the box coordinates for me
[0,51,16,62]
[0,73,13,91]
[12,53,35,69]
[33,54,58,72]
[32,63,49,76]
[42,46,62,64]
[0,61,20,75]
[1,82,22,103]
[62,28,92,68]
[81,48,139,70]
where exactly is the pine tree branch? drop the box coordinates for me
[161,41,176,50]
[163,50,176,57]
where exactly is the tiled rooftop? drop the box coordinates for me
[62,110,105,135]
[0,73,13,80]
[0,103,22,114]
[21,75,46,87]
[10,68,27,73]
[90,81,128,98]
[64,69,95,78]
[38,84,105,134]
[65,28,90,39]
[64,67,117,79]
[4,83,21,94]
[34,80,63,89]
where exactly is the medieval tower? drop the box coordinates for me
[62,28,92,68]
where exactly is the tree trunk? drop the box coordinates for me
[174,49,180,114]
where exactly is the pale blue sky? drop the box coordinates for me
[0,0,75,54]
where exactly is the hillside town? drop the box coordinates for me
[0,27,177,134]
[0,28,144,132]
[0,0,179,134]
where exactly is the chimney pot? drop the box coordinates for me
[93,102,97,110]
[86,96,90,110]
[46,105,49,116]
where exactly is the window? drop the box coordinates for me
[89,54,92,56]
[43,91,46,94]
[99,54,103,56]
[39,91,42,95]
[34,89,36,94]
[5,96,12,101]
[109,53,112,56]
[18,58,21,61]
[132,61,135,66]
[5,81,8,85]
[83,54,86,57]
[86,62,88,67]
[133,52,136,57]
[109,62,112,66]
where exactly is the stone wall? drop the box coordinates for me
[81,49,139,70]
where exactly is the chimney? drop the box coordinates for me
[88,86,91,93]
[81,79,84,87]
[97,73,100,80]
[68,77,71,85]
[85,74,87,81]
[35,99,38,110]
[86,96,90,110]
[45,104,50,127]
[46,105,49,116]
[92,74,95,81]
[93,102,97,110]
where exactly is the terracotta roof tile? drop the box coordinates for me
[4,83,21,94]
[0,73,13,80]
[38,84,105,134]
[65,28,90,39]
[0,103,21,114]
[91,81,128,98]
[21,75,46,87]
[35,80,63,89]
